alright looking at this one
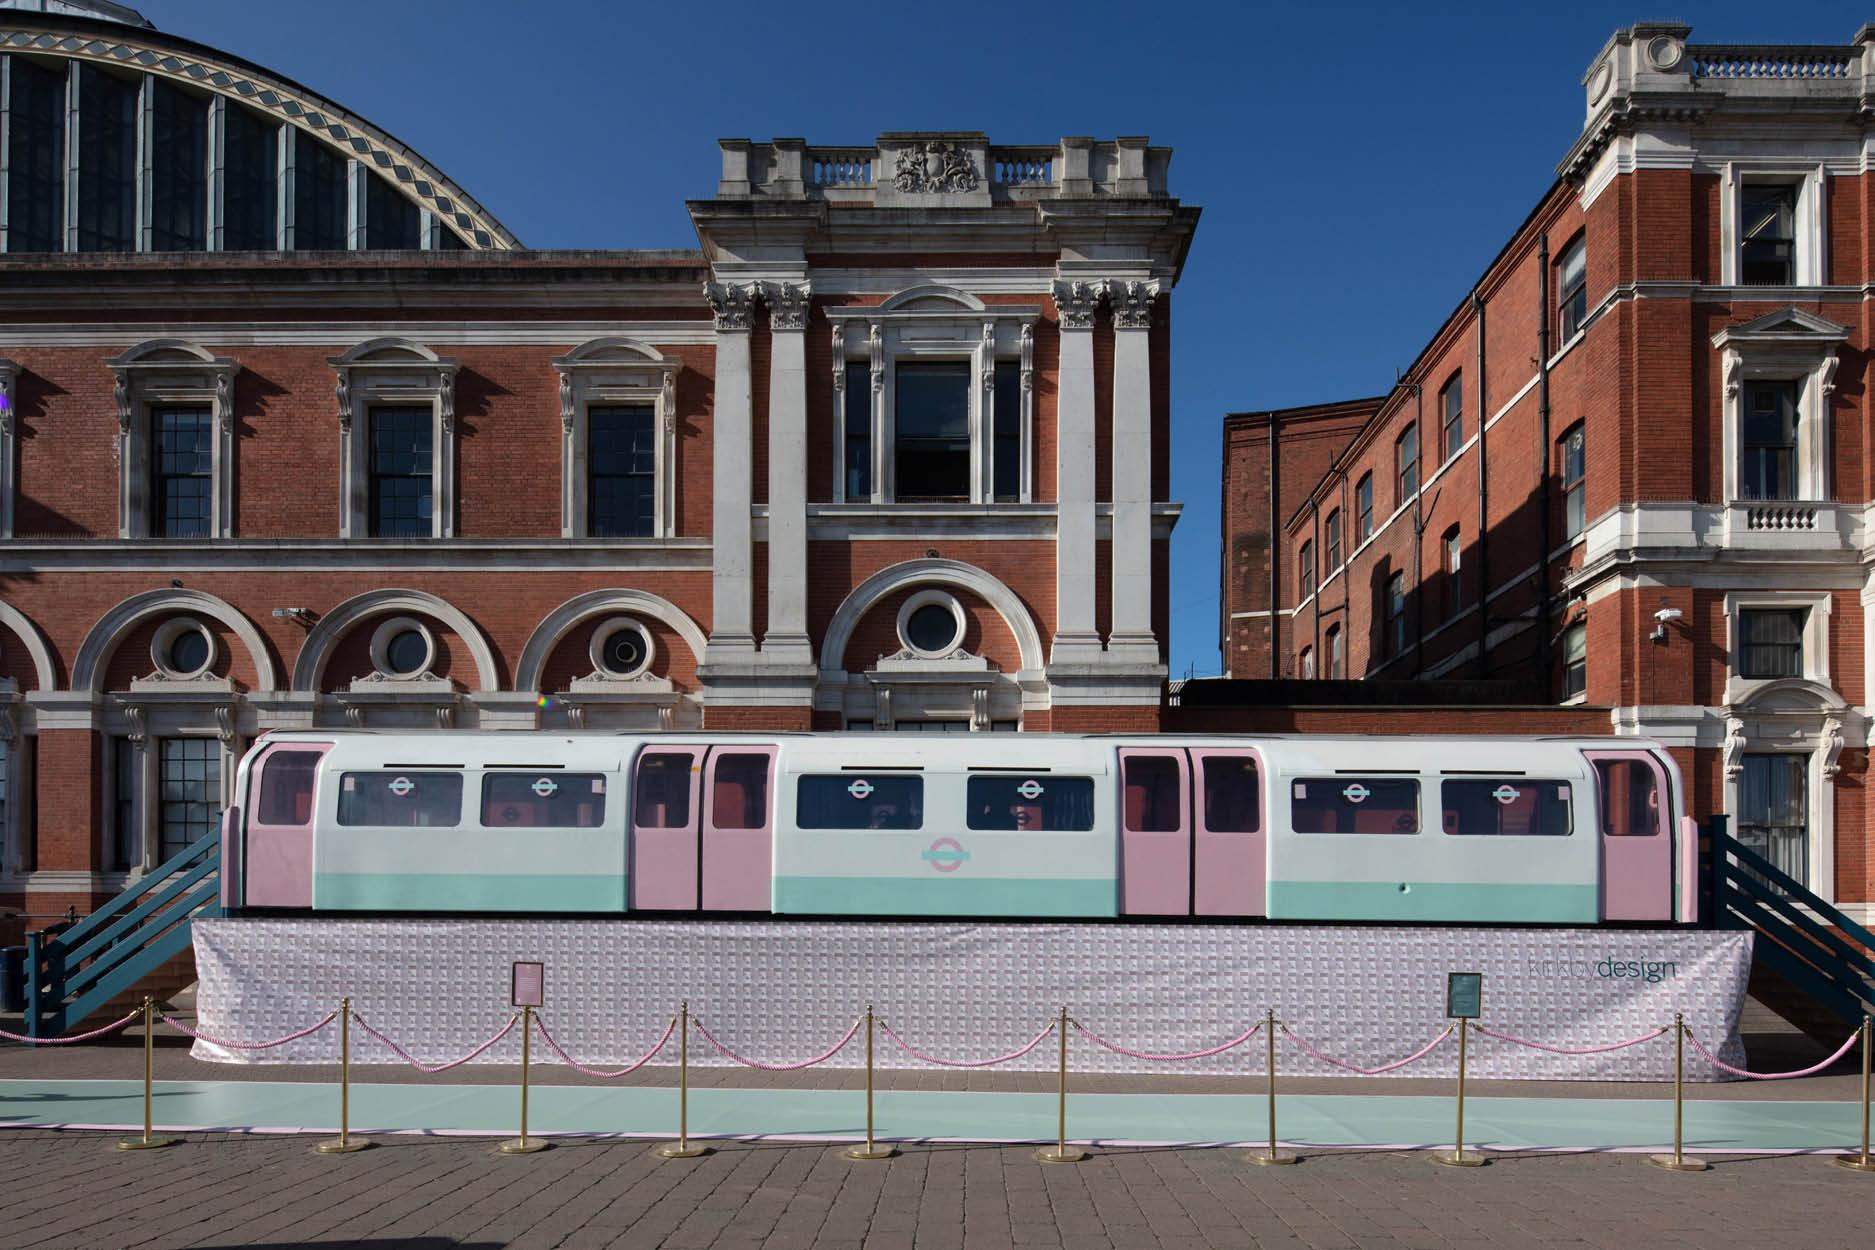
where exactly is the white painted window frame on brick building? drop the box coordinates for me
[550,338,681,539]
[329,338,459,539]
[1717,161,1827,288]
[827,287,1037,505]
[104,340,240,539]
[1713,308,1846,521]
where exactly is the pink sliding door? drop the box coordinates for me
[1590,751,1673,922]
[1192,749,1266,917]
[630,747,705,910]
[1120,749,1191,915]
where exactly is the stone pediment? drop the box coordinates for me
[1727,676,1847,715]
[1711,307,1849,349]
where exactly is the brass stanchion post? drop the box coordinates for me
[1036,1005,1086,1164]
[846,1005,896,1161]
[1833,1015,1874,1173]
[1247,1008,1297,1166]
[499,1006,550,1154]
[1648,1012,1707,1172]
[116,995,176,1151]
[658,1001,711,1159]
[316,997,371,1154]
[1429,1018,1486,1167]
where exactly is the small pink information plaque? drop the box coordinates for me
[511,961,545,1008]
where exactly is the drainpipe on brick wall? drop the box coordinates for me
[1473,291,1490,679]
[1268,413,1281,680]
[1310,497,1321,671]
[1536,234,1555,701]
[1409,380,1426,676]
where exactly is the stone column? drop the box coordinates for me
[704,281,758,658]
[763,281,813,662]
[1107,280,1160,661]
[1051,279,1103,663]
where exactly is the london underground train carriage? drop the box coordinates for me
[221,731,1696,926]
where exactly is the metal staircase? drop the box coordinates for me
[24,831,221,1038]
[1708,816,1875,1034]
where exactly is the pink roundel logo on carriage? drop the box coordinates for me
[922,838,970,872]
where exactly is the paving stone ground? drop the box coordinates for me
[2,1127,1871,1250]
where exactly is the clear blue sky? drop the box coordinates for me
[153,0,1872,677]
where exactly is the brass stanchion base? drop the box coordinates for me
[1428,1148,1488,1167]
[498,1137,552,1155]
[1035,1146,1087,1164]
[656,1142,712,1159]
[1245,1148,1299,1166]
[313,1138,373,1155]
[1832,1155,1875,1173]
[114,1136,176,1151]
[1646,1153,1708,1172]
[844,1144,898,1161]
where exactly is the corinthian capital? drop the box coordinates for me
[704,281,758,332]
[765,281,812,331]
[1109,279,1162,330]
[1052,279,1104,331]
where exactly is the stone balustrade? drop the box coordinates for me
[717,133,1169,204]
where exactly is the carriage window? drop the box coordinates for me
[481,773,606,828]
[967,776,1095,831]
[1441,780,1572,836]
[1202,757,1260,833]
[255,751,321,826]
[1596,759,1662,837]
[797,775,924,830]
[633,753,693,828]
[1123,757,1182,832]
[711,754,771,830]
[337,772,463,827]
[1291,778,1419,834]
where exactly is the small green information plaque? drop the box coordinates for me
[1446,971,1482,1020]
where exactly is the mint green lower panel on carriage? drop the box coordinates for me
[315,873,626,913]
[1267,880,1598,924]
[773,876,1118,917]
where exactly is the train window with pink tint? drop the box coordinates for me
[256,751,321,826]
[337,772,463,827]
[1596,760,1661,836]
[1441,780,1572,836]
[1123,756,1182,832]
[633,754,692,828]
[711,754,771,830]
[481,773,606,828]
[1202,758,1260,833]
[1291,778,1419,834]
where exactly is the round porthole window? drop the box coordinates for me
[897,590,966,659]
[591,617,655,679]
[150,618,217,680]
[369,616,436,680]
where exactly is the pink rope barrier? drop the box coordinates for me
[1685,1025,1861,1080]
[161,1012,336,1052]
[351,1012,518,1074]
[1280,1024,1453,1075]
[1072,1019,1261,1062]
[533,1014,676,1079]
[0,1009,140,1045]
[691,1017,861,1071]
[1472,1023,1669,1056]
[878,1020,1056,1069]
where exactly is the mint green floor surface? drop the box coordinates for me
[0,1079,1866,1154]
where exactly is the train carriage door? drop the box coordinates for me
[702,745,778,912]
[1192,749,1265,917]
[1119,748,1191,915]
[1589,751,1672,921]
[243,742,332,908]
[630,746,706,910]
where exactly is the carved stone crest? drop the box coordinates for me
[893,142,979,194]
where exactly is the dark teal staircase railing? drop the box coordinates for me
[24,831,222,1039]
[1708,815,1875,1028]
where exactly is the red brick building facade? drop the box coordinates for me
[1221,22,1875,921]
[0,4,1197,918]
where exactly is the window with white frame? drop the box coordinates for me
[1396,424,1418,500]
[1738,608,1805,679]
[827,289,1035,504]
[1386,571,1406,656]
[1724,592,1831,697]
[1325,509,1342,570]
[1356,473,1374,542]
[1298,539,1314,599]
[1561,621,1586,699]
[1442,526,1462,620]
[1740,381,1798,501]
[1556,233,1587,340]
[551,338,680,539]
[1723,167,1825,288]
[1559,423,1585,539]
[108,733,225,872]
[330,339,458,539]
[1326,625,1344,679]
[105,341,239,539]
[1439,372,1463,462]
[1714,308,1845,507]
[1738,753,1809,885]
[1299,646,1314,679]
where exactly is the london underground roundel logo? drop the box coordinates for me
[1341,783,1370,804]
[387,776,415,797]
[848,779,874,800]
[1492,784,1521,805]
[1017,779,1045,800]
[532,777,559,798]
[921,838,970,872]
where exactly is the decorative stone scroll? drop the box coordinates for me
[892,141,979,194]
[704,281,757,332]
[1052,279,1104,330]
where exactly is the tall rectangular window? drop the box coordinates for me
[1442,526,1462,620]
[1440,373,1463,461]
[364,173,420,250]
[843,362,871,500]
[1386,571,1406,656]
[112,736,140,869]
[1560,423,1586,539]
[1327,624,1344,679]
[5,56,67,252]
[1325,509,1342,569]
[1557,234,1587,339]
[152,406,212,538]
[1298,539,1314,598]
[0,742,10,868]
[291,128,346,251]
[1396,424,1418,500]
[1739,753,1807,885]
[1740,184,1796,286]
[221,104,277,250]
[75,65,137,252]
[588,404,655,537]
[992,360,1021,502]
[368,406,433,537]
[894,362,970,500]
[1561,621,1587,698]
[1299,646,1313,678]
[1738,608,1805,679]
[1356,473,1374,542]
[157,738,220,862]
[1741,381,1799,501]
[148,79,206,251]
